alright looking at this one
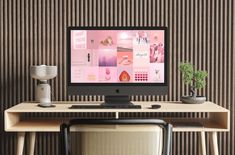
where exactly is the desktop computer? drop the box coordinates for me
[67,27,168,108]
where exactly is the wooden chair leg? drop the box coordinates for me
[29,132,36,155]
[199,131,206,155]
[17,132,25,155]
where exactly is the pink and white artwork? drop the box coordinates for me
[149,30,165,63]
[71,30,87,50]
[133,44,150,68]
[99,67,117,82]
[98,49,117,66]
[150,43,164,63]
[117,51,133,66]
[70,29,165,83]
[149,63,165,82]
[117,31,134,49]
[133,68,149,82]
[117,67,133,82]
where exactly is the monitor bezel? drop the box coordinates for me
[67,27,168,95]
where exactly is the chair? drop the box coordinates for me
[60,119,172,155]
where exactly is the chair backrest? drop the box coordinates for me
[60,119,172,155]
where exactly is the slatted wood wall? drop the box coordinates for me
[0,0,234,154]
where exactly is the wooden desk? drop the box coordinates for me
[4,101,230,155]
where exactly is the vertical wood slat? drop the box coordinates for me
[0,0,3,152]
[0,0,234,155]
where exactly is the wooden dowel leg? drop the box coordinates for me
[29,132,36,155]
[199,131,206,155]
[17,132,25,155]
[209,132,219,155]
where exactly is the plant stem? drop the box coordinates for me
[190,85,196,97]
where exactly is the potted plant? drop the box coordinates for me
[179,63,208,104]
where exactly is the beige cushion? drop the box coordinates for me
[70,125,163,155]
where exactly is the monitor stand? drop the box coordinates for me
[101,95,141,109]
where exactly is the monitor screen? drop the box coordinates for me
[67,27,168,96]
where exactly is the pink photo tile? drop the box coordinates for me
[71,49,99,66]
[71,30,87,50]
[117,31,135,49]
[98,49,117,66]
[149,30,165,63]
[84,67,99,82]
[149,63,165,83]
[149,30,165,44]
[117,67,133,82]
[133,68,149,82]
[117,51,133,66]
[133,44,150,67]
[134,30,150,44]
[150,43,164,63]
[71,66,86,82]
[71,66,99,83]
[99,67,117,82]
[93,30,117,49]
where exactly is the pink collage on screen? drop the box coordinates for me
[70,30,165,83]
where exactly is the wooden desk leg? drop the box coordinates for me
[29,132,36,155]
[199,131,206,155]
[17,132,25,155]
[209,132,219,155]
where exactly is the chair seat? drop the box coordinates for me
[60,119,172,155]
[70,129,163,155]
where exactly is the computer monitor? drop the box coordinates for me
[67,27,168,105]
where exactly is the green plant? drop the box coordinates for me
[179,63,208,97]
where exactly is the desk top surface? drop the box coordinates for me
[5,101,229,113]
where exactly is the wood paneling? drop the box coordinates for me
[0,0,234,154]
